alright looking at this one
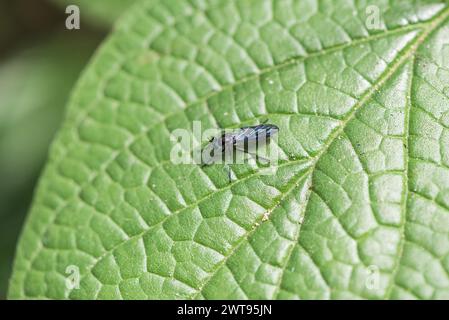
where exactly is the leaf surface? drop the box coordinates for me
[9,0,449,299]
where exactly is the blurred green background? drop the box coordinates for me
[0,0,134,298]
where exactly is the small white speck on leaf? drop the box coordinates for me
[262,212,270,221]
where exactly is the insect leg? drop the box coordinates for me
[223,164,234,183]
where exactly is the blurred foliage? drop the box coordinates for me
[0,0,137,297]
[0,0,63,59]
[0,31,101,298]
[0,0,137,298]
[52,0,137,26]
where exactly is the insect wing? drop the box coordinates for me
[234,124,278,149]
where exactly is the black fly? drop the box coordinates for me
[201,120,279,181]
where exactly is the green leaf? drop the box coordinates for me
[9,0,449,299]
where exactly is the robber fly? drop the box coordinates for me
[201,120,279,181]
